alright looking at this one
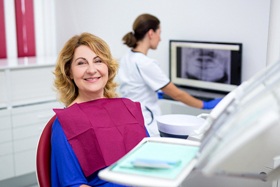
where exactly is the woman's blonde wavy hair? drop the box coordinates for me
[53,32,118,106]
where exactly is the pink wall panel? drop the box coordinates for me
[15,0,36,57]
[0,0,7,58]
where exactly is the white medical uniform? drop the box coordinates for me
[118,50,170,136]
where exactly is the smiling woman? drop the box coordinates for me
[50,32,148,187]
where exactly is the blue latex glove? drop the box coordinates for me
[202,98,222,109]
[157,90,164,99]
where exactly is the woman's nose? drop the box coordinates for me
[86,63,97,74]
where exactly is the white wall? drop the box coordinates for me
[4,0,17,58]
[54,0,271,82]
[3,0,57,58]
[34,0,57,57]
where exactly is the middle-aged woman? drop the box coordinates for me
[51,32,147,186]
[118,13,222,137]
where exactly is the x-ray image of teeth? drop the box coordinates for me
[181,48,231,83]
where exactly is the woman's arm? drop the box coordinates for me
[51,119,89,186]
[162,82,222,109]
[161,82,204,108]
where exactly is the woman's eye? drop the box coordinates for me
[96,60,102,63]
[94,58,103,64]
[77,61,86,65]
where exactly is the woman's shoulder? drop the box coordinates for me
[133,54,157,68]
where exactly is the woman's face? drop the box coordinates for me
[70,45,109,100]
[150,27,161,50]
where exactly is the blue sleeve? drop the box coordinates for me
[51,118,87,187]
[146,128,150,137]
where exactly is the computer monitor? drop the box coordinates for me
[169,40,242,95]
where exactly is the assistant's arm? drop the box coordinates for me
[161,82,221,109]
[161,82,203,108]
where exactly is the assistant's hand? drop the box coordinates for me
[202,98,222,109]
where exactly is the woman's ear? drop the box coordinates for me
[147,29,154,38]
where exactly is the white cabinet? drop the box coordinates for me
[0,101,62,178]
[0,109,14,180]
[0,154,14,180]
[0,57,64,181]
[0,70,8,109]
[12,102,62,176]
[9,66,55,106]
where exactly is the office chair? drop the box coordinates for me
[36,115,56,187]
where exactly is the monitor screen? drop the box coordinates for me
[169,40,242,94]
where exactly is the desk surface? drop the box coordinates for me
[162,87,227,101]
[0,56,56,70]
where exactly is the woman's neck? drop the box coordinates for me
[70,94,105,106]
[133,41,149,55]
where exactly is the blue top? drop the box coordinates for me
[51,118,129,187]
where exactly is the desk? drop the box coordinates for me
[159,99,211,116]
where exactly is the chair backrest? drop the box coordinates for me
[36,115,56,187]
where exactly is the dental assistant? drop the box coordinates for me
[118,14,222,136]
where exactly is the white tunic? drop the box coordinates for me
[118,50,170,136]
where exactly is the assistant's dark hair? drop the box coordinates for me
[122,14,160,48]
